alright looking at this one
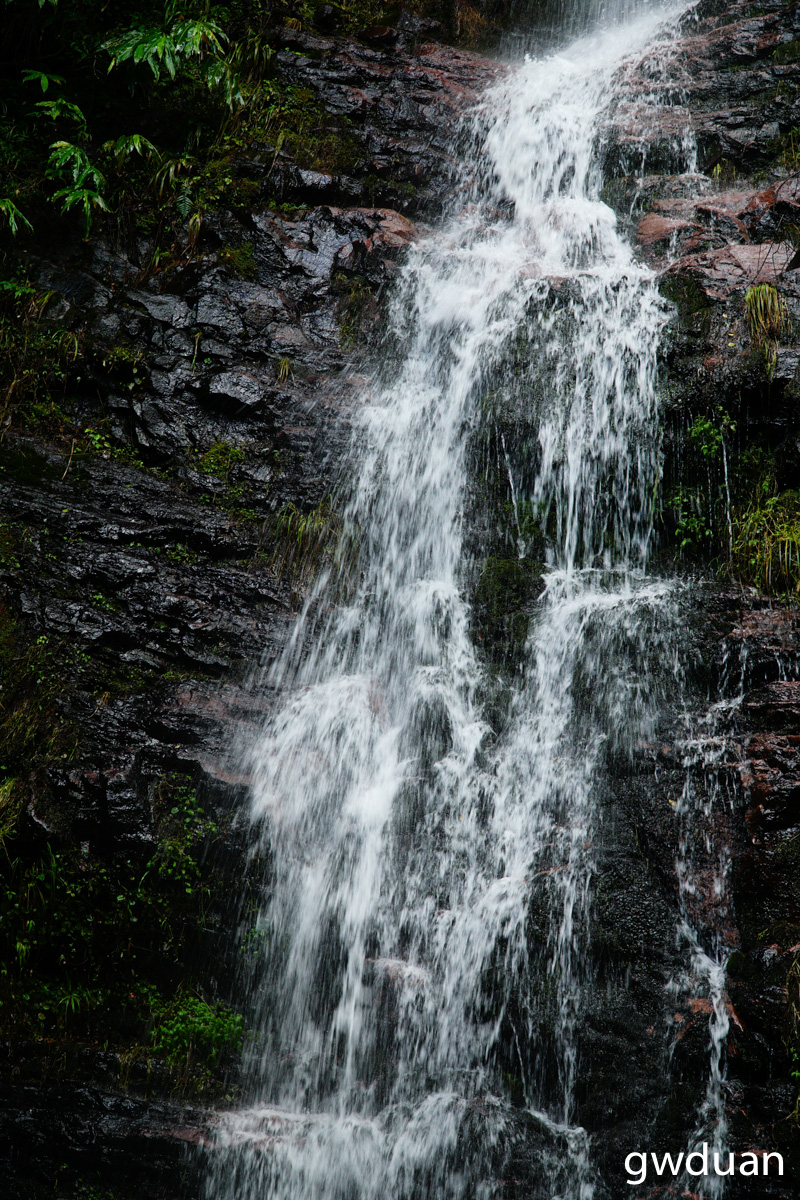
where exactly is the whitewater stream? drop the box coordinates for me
[202,3,737,1198]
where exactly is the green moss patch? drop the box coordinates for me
[473,555,542,658]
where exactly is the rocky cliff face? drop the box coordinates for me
[590,2,800,1194]
[0,27,494,1200]
[3,2,800,1198]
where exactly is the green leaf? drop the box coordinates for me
[36,98,88,136]
[0,198,33,236]
[22,69,65,93]
[102,15,238,108]
[104,133,160,168]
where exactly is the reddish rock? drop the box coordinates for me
[637,212,702,245]
[664,240,795,298]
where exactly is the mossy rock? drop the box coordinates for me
[773,39,800,65]
[660,274,713,336]
[473,555,544,664]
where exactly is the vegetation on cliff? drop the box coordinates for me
[0,0,426,1118]
[662,275,800,596]
[0,0,494,256]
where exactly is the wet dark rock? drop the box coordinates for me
[571,588,800,1194]
[0,24,498,1200]
[604,0,800,180]
[604,0,800,453]
[262,29,497,214]
[0,1070,211,1199]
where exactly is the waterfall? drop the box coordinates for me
[201,4,729,1199]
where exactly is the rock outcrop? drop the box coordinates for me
[588,1,800,1192]
[0,25,495,1200]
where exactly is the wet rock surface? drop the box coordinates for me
[588,0,800,1189]
[265,27,498,214]
[1,28,496,868]
[562,587,800,1197]
[615,0,800,453]
[0,1068,211,1200]
[0,27,496,1200]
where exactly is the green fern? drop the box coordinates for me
[103,6,245,110]
[104,133,160,169]
[47,142,108,235]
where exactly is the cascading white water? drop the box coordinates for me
[201,5,721,1200]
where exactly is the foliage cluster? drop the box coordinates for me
[197,437,245,479]
[219,240,256,278]
[335,272,376,347]
[730,489,800,597]
[0,267,84,435]
[744,282,788,380]
[662,270,800,598]
[150,990,243,1080]
[0,260,152,457]
[0,597,81,776]
[665,401,800,598]
[0,0,466,252]
[1,0,274,243]
[0,763,238,1084]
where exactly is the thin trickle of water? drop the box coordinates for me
[202,5,716,1200]
[670,645,745,1199]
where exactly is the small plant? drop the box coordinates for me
[730,490,800,596]
[219,243,256,279]
[83,427,113,456]
[100,344,145,389]
[146,988,246,1091]
[745,283,786,342]
[457,2,489,47]
[687,409,735,461]
[0,199,33,236]
[0,271,85,434]
[745,283,788,380]
[151,777,217,894]
[48,142,109,236]
[150,991,243,1072]
[781,127,800,171]
[337,275,374,348]
[90,591,118,613]
[0,777,23,846]
[197,439,245,479]
[688,415,723,459]
[773,39,800,66]
[669,485,713,553]
[273,497,343,585]
[711,158,736,184]
[165,542,198,565]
